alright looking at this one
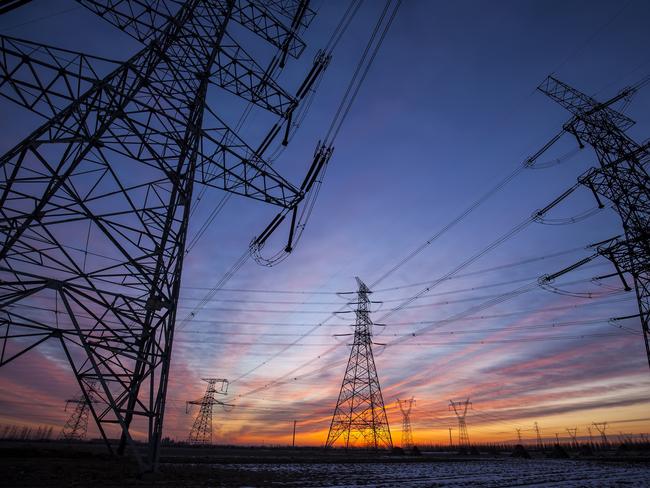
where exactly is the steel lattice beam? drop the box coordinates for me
[0,0,33,15]
[76,0,307,57]
[0,0,322,473]
[538,76,650,370]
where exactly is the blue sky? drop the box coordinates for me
[1,0,649,445]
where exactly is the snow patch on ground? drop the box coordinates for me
[222,459,650,487]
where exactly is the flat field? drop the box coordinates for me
[1,442,649,487]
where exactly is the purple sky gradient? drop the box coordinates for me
[1,0,649,445]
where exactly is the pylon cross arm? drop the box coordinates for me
[0,31,296,121]
[537,75,635,130]
[0,0,322,475]
[259,0,316,30]
[77,0,307,58]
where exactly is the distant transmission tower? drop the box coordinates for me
[0,0,330,472]
[534,422,543,449]
[566,427,578,446]
[587,425,594,444]
[593,422,609,446]
[515,428,522,443]
[60,382,98,441]
[397,397,415,449]
[538,76,650,371]
[186,378,232,445]
[325,278,392,449]
[449,399,471,447]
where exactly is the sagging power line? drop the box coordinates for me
[0,0,337,473]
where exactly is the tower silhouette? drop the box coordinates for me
[0,0,329,472]
[593,422,609,446]
[325,277,392,449]
[186,378,231,445]
[566,427,578,447]
[538,76,650,371]
[534,421,543,449]
[449,399,471,447]
[60,382,98,441]
[397,397,415,449]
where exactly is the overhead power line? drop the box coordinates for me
[231,292,636,401]
[179,0,400,331]
[0,0,339,473]
[226,105,585,391]
[177,317,635,339]
[175,243,596,295]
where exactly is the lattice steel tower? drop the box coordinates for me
[60,382,98,441]
[534,421,543,449]
[566,427,578,447]
[593,422,609,446]
[449,399,471,447]
[397,397,415,449]
[0,0,330,472]
[538,76,650,370]
[186,378,231,444]
[325,277,392,450]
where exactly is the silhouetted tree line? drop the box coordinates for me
[416,438,650,453]
[0,424,54,441]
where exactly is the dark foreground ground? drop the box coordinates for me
[2,441,650,487]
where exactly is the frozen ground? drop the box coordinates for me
[223,459,650,487]
[3,443,650,486]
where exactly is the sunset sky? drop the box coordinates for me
[1,0,650,448]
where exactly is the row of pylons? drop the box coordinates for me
[52,278,640,448]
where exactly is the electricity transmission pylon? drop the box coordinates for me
[61,396,91,442]
[186,378,232,445]
[515,428,522,443]
[593,422,609,446]
[60,382,98,441]
[449,399,471,447]
[0,0,329,472]
[61,382,95,441]
[534,422,543,449]
[566,427,578,447]
[325,278,392,450]
[397,397,415,449]
[538,76,650,371]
